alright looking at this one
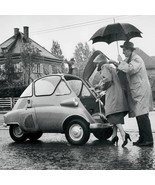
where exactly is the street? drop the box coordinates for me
[0,111,155,170]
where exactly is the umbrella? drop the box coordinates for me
[90,23,142,53]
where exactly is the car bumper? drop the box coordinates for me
[89,123,112,130]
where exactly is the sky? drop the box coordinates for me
[0,15,155,61]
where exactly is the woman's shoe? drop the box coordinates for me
[111,136,119,146]
[122,133,131,147]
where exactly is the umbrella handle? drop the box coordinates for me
[113,18,120,55]
[116,41,120,55]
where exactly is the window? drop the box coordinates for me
[55,80,71,95]
[21,83,33,97]
[14,62,23,73]
[0,64,5,71]
[33,64,37,73]
[49,65,53,74]
[81,84,91,97]
[67,80,82,97]
[40,64,43,74]
[35,76,61,96]
[32,63,41,73]
[37,64,40,73]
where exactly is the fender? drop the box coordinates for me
[3,122,19,127]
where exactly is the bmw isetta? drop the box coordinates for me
[3,51,113,145]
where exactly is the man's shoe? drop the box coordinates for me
[135,141,153,147]
[133,139,143,146]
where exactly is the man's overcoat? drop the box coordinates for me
[118,52,154,117]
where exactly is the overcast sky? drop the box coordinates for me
[0,15,155,61]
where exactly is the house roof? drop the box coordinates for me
[134,48,155,69]
[151,56,155,61]
[0,29,62,63]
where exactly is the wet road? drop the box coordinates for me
[0,128,155,170]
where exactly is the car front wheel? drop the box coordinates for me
[65,119,90,145]
[9,125,27,143]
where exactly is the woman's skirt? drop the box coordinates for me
[106,112,127,125]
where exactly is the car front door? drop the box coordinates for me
[33,75,73,132]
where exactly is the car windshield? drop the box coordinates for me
[35,76,61,96]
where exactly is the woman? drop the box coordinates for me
[94,53,131,147]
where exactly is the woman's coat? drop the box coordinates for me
[99,64,129,117]
[118,52,154,117]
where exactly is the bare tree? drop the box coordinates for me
[51,40,64,59]
[21,42,41,85]
[73,42,95,78]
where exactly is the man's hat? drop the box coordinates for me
[120,41,135,50]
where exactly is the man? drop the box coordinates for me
[110,41,154,146]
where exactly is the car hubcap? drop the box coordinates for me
[13,126,23,138]
[69,124,83,141]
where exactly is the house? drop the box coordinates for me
[0,26,63,86]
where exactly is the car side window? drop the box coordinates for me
[81,84,91,97]
[67,80,82,97]
[35,76,61,96]
[55,80,71,95]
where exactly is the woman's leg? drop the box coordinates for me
[112,125,117,139]
[116,124,125,142]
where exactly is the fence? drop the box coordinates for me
[0,97,19,110]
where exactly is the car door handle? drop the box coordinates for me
[27,99,32,108]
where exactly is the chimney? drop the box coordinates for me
[23,26,29,40]
[14,28,19,35]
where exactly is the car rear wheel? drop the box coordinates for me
[9,125,27,143]
[93,127,113,140]
[27,132,43,141]
[65,119,90,145]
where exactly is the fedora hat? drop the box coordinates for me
[120,41,135,50]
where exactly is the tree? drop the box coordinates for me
[73,42,95,78]
[0,52,15,86]
[51,40,64,59]
[4,53,15,84]
[21,42,42,85]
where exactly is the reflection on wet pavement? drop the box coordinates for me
[0,131,155,170]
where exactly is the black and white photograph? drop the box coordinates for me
[0,0,155,184]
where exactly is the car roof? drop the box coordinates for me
[33,73,83,83]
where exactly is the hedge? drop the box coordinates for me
[0,86,27,98]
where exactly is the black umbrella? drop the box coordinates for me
[90,23,142,44]
[90,23,142,53]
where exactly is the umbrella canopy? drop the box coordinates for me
[90,23,142,44]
